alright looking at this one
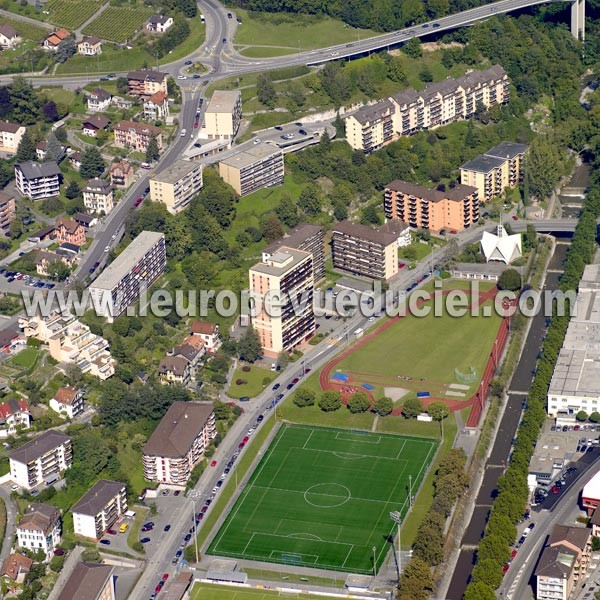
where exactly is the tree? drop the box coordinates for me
[318,390,342,412]
[471,557,504,588]
[55,36,76,63]
[257,73,276,107]
[10,77,40,124]
[47,260,70,281]
[497,268,522,292]
[65,180,80,200]
[590,412,600,423]
[261,214,284,243]
[373,397,393,416]
[298,185,322,216]
[413,523,444,565]
[80,147,105,179]
[402,397,423,418]
[361,204,381,225]
[524,223,538,250]
[16,129,36,161]
[419,66,433,83]
[398,557,433,600]
[402,38,422,59]
[427,401,449,426]
[238,327,262,363]
[275,194,300,228]
[293,388,315,408]
[45,133,63,162]
[42,100,59,122]
[463,581,497,600]
[347,391,370,413]
[145,135,160,162]
[576,410,588,422]
[116,77,129,95]
[9,219,22,240]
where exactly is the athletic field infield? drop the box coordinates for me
[207,424,437,573]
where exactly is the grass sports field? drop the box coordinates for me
[208,424,437,573]
[191,583,343,600]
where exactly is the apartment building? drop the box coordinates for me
[249,247,315,357]
[143,91,169,121]
[460,141,528,201]
[535,525,591,600]
[89,231,166,322]
[109,160,134,188]
[380,219,412,248]
[15,161,61,200]
[0,121,25,153]
[55,217,86,246]
[189,321,220,352]
[0,191,16,232]
[16,503,61,560]
[345,100,395,154]
[0,398,31,438]
[204,90,242,140]
[218,143,283,196]
[384,180,479,233]
[346,65,510,152]
[50,386,84,419]
[9,430,72,490]
[77,36,102,56]
[127,69,168,97]
[113,121,163,153]
[142,402,216,486]
[87,88,112,113]
[262,223,325,283]
[57,562,115,600]
[83,179,114,214]
[72,480,127,540]
[19,310,116,379]
[149,160,202,214]
[331,221,398,281]
[0,25,21,50]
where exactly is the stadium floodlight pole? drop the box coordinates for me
[409,475,413,507]
[372,546,377,578]
[390,511,402,577]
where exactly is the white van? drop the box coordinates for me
[180,128,187,137]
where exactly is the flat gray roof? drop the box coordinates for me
[90,231,164,292]
[250,246,310,277]
[219,143,281,170]
[485,141,528,160]
[151,159,201,185]
[460,154,506,173]
[529,421,577,476]
[206,90,241,114]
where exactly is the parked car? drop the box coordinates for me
[164,525,171,532]
[99,539,111,545]
[140,537,151,543]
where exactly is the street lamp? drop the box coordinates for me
[390,511,402,577]
[189,490,201,563]
[408,475,413,508]
[372,545,377,578]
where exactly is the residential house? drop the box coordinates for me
[83,179,114,214]
[49,386,84,419]
[36,141,47,160]
[57,562,115,600]
[143,91,169,121]
[0,24,21,50]
[69,151,83,170]
[16,503,61,560]
[380,219,412,248]
[72,479,127,540]
[8,430,72,490]
[0,121,25,154]
[42,28,70,51]
[55,217,86,246]
[0,325,19,354]
[142,401,216,486]
[35,249,76,277]
[158,355,192,387]
[77,36,102,56]
[145,14,174,33]
[15,161,61,200]
[1,554,33,584]
[190,321,220,352]
[87,89,112,113]
[111,96,133,110]
[109,160,134,188]
[73,213,98,229]
[126,69,168,97]
[82,115,110,138]
[19,310,116,379]
[535,524,592,600]
[0,398,30,437]
[0,191,15,232]
[113,121,162,153]
[28,225,56,243]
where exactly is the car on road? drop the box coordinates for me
[184,534,192,542]
[433,22,440,27]
[164,524,171,532]
[140,537,151,543]
[53,549,65,556]
[89,267,96,274]
[512,215,518,220]
[227,12,232,17]
[185,60,192,65]
[275,125,283,131]
[107,529,117,535]
[422,23,430,27]
[551,485,559,494]
[104,246,111,252]
[503,563,510,574]
[291,378,299,385]
[242,436,249,443]
[194,142,202,148]
[193,74,201,79]
[272,383,280,390]
[239,396,250,402]
[210,460,217,467]
[253,138,261,144]
[174,490,180,496]
[299,129,307,135]
[175,549,183,558]
[177,75,187,80]
[162,574,169,582]
[216,480,223,488]
[294,122,302,126]
[100,539,111,545]
[201,505,208,514]
[257,415,264,423]
[222,38,227,43]
[247,428,254,436]
[144,521,155,528]
[194,120,199,128]
[275,394,284,401]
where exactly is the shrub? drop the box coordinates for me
[242,365,251,372]
[235,379,246,385]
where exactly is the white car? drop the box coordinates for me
[177,75,187,80]
[10,484,18,491]
[253,138,260,144]
[104,245,111,253]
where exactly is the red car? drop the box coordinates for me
[134,198,143,207]
[551,485,559,494]
[398,262,406,269]
[210,460,217,467]
[242,436,249,444]
[107,529,117,535]
[512,215,518,220]
[194,121,199,128]
[511,549,517,560]
[162,573,169,582]
[503,563,510,574]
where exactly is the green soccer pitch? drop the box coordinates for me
[207,424,438,574]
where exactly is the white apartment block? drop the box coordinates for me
[0,121,25,153]
[9,430,72,490]
[143,402,216,486]
[204,90,242,140]
[16,503,61,560]
[89,231,166,322]
[72,480,127,540]
[15,161,61,200]
[19,311,115,380]
[83,179,114,214]
[149,160,203,214]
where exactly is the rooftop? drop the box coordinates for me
[460,153,507,174]
[17,503,60,535]
[219,143,281,169]
[16,161,61,180]
[262,223,324,255]
[57,562,114,600]
[385,180,478,202]
[350,99,394,125]
[250,246,311,277]
[84,179,111,194]
[9,430,70,464]
[53,386,80,405]
[82,115,110,130]
[0,121,22,134]
[206,90,241,114]
[485,141,529,160]
[151,159,201,184]
[332,220,397,247]
[90,231,164,291]
[143,401,214,459]
[114,120,161,136]
[127,69,167,83]
[72,479,125,516]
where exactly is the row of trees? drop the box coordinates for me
[292,387,397,415]
[463,159,600,599]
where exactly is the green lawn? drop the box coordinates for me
[233,9,379,56]
[9,348,39,370]
[191,583,344,600]
[227,366,275,399]
[235,46,298,58]
[208,424,437,573]
[83,6,153,42]
[127,507,149,552]
[0,16,47,41]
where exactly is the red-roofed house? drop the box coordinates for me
[0,398,31,437]
[143,91,169,121]
[1,553,33,584]
[42,28,70,51]
[50,386,84,419]
[190,321,220,352]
